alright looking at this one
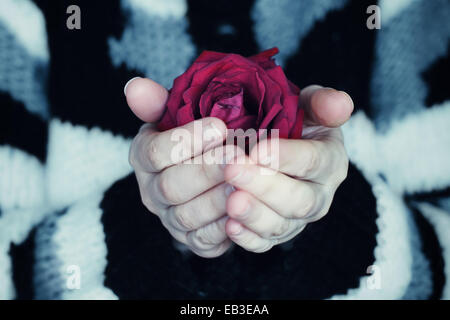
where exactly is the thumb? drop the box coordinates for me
[300,85,354,128]
[124,77,168,123]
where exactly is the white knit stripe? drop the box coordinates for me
[417,202,450,299]
[126,0,187,19]
[252,0,349,66]
[342,103,450,194]
[0,207,49,245]
[341,112,379,179]
[378,101,450,194]
[0,240,14,299]
[109,0,195,88]
[370,0,450,130]
[330,113,417,299]
[0,21,49,119]
[46,119,132,210]
[379,0,417,24]
[0,146,49,299]
[0,0,48,60]
[0,146,45,210]
[34,194,117,300]
[329,176,413,299]
[339,107,450,298]
[0,206,49,300]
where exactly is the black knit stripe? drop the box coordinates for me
[186,0,258,57]
[284,0,378,117]
[405,187,450,208]
[408,204,446,299]
[422,41,450,108]
[101,164,378,299]
[31,0,144,137]
[0,91,48,162]
[9,228,37,300]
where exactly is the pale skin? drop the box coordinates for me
[126,77,353,258]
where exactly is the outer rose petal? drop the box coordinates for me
[176,104,195,127]
[248,47,279,70]
[271,116,290,138]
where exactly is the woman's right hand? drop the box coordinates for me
[125,77,240,258]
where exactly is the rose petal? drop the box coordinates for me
[226,115,257,131]
[271,115,290,139]
[210,89,245,123]
[248,47,279,70]
[195,50,228,63]
[259,102,282,130]
[176,104,195,126]
[157,111,176,131]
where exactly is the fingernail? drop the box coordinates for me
[229,222,242,235]
[224,184,236,197]
[236,203,251,219]
[124,77,141,96]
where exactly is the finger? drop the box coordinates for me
[125,77,169,123]
[227,190,303,239]
[300,85,354,128]
[225,219,274,253]
[224,156,318,219]
[186,216,229,250]
[250,138,348,184]
[190,239,233,259]
[130,117,227,173]
[163,183,232,231]
[152,145,244,205]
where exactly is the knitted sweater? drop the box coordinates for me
[0,0,449,300]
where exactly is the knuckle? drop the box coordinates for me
[141,193,151,209]
[270,219,291,238]
[253,241,274,253]
[295,186,316,218]
[239,236,272,253]
[147,138,165,171]
[192,247,223,258]
[305,190,332,222]
[335,157,349,184]
[157,173,182,204]
[128,135,141,169]
[140,193,157,214]
[173,205,196,231]
[315,194,333,221]
[302,141,320,176]
[190,229,217,249]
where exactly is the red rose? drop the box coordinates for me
[158,47,303,139]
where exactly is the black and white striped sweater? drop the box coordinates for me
[0,0,449,300]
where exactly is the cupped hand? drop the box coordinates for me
[126,77,239,258]
[126,78,353,256]
[223,85,354,252]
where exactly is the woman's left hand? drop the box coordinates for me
[224,85,354,252]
